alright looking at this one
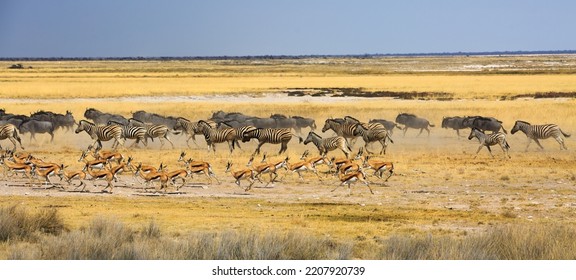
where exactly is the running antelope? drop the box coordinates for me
[184,158,220,184]
[225,161,258,191]
[78,150,110,171]
[134,163,169,192]
[58,167,88,191]
[85,167,115,193]
[300,150,332,169]
[0,155,33,182]
[31,164,62,189]
[361,155,394,181]
[333,169,374,195]
[251,156,289,188]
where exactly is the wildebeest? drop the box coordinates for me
[18,119,56,142]
[441,116,469,137]
[132,110,178,128]
[84,108,128,126]
[270,114,297,130]
[462,116,507,134]
[395,113,435,136]
[292,116,316,134]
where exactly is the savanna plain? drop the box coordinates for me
[0,55,575,259]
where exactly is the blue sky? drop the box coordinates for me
[0,0,573,57]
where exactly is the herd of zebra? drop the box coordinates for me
[0,108,572,194]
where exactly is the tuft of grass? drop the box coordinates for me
[377,223,576,260]
[0,205,66,242]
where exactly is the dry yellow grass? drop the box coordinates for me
[1,56,575,259]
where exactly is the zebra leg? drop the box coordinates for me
[555,136,567,150]
[364,143,375,155]
[534,139,545,150]
[524,139,532,151]
[278,142,288,155]
[486,145,494,158]
[379,139,387,155]
[475,145,484,157]
[164,136,175,149]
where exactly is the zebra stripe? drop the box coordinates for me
[174,117,217,147]
[75,120,124,150]
[129,118,176,149]
[196,120,237,153]
[0,124,24,152]
[511,120,570,151]
[303,131,351,158]
[468,128,511,158]
[108,120,147,148]
[321,118,359,145]
[242,127,302,155]
[355,122,393,155]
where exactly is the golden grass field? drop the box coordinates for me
[0,55,575,259]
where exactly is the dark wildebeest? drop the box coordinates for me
[18,119,56,142]
[54,111,76,131]
[462,116,507,134]
[245,117,277,129]
[132,110,178,128]
[441,116,469,137]
[292,116,316,134]
[84,108,128,126]
[270,114,297,130]
[369,119,401,136]
[395,113,435,136]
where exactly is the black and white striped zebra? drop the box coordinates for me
[511,120,570,151]
[218,122,257,151]
[173,117,217,148]
[242,127,303,156]
[468,128,511,158]
[195,120,237,153]
[0,123,24,152]
[75,120,124,150]
[107,120,147,148]
[354,122,394,155]
[303,131,351,158]
[321,118,360,146]
[128,118,178,149]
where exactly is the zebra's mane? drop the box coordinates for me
[516,120,531,125]
[177,116,191,122]
[327,118,345,124]
[79,119,96,126]
[344,115,360,122]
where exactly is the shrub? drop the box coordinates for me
[0,205,66,242]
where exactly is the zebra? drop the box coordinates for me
[468,128,511,158]
[242,127,303,156]
[173,117,217,148]
[195,120,237,153]
[107,120,148,148]
[511,120,571,151]
[75,120,124,150]
[217,121,257,151]
[128,118,178,149]
[303,131,351,158]
[0,124,24,152]
[354,122,394,155]
[321,118,360,146]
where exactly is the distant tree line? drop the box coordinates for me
[1,50,575,61]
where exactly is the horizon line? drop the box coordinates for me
[2,50,576,61]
